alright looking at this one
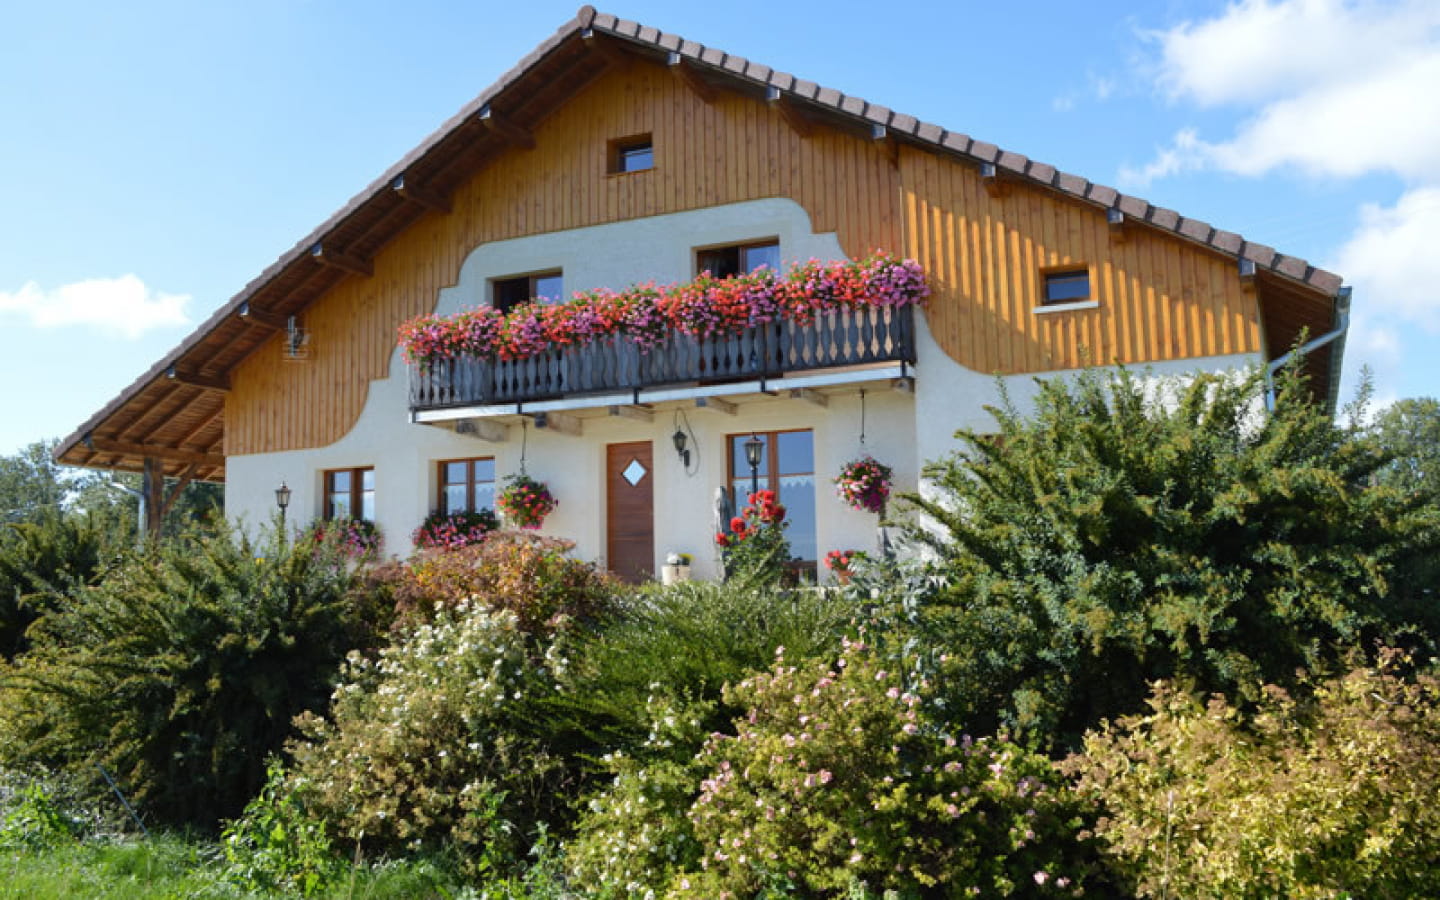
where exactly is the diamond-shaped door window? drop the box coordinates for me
[622,459,648,486]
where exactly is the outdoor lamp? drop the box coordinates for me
[275,482,291,513]
[672,428,690,467]
[743,433,764,496]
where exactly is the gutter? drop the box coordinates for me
[1264,285,1352,413]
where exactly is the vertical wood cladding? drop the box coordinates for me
[901,147,1263,374]
[228,63,901,455]
[228,60,1265,456]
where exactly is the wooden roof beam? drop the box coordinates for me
[84,435,226,469]
[1107,207,1127,244]
[695,396,737,415]
[1239,258,1258,293]
[453,418,510,443]
[533,410,582,436]
[670,52,719,103]
[477,105,535,150]
[980,162,1010,198]
[767,86,815,138]
[389,173,452,214]
[171,404,225,451]
[788,387,828,407]
[309,242,373,278]
[608,404,654,422]
[237,300,286,331]
[166,365,229,392]
[582,28,631,71]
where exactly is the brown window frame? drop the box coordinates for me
[324,466,374,522]
[726,428,816,569]
[1040,265,1092,306]
[695,239,781,279]
[437,457,496,515]
[608,133,654,174]
[491,270,564,314]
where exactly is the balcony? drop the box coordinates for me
[409,304,915,414]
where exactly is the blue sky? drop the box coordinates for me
[2,0,1437,456]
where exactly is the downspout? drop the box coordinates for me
[1264,286,1351,412]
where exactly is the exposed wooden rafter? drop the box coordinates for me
[533,410,582,436]
[766,86,815,138]
[979,162,1009,198]
[1107,207,1127,244]
[477,104,536,150]
[788,387,828,407]
[581,28,630,71]
[669,52,718,103]
[309,242,374,278]
[390,173,452,214]
[236,300,287,331]
[85,435,227,469]
[695,396,737,415]
[608,404,654,422]
[159,463,201,517]
[171,405,224,450]
[1239,258,1258,293]
[453,418,510,443]
[166,365,229,392]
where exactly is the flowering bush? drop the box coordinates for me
[835,455,893,514]
[378,532,615,635]
[398,252,929,369]
[305,517,381,560]
[716,489,791,585]
[411,508,498,550]
[496,473,557,529]
[287,603,569,875]
[1066,653,1440,899]
[672,638,1092,897]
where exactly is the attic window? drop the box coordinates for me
[610,134,653,173]
[493,270,563,314]
[697,240,780,279]
[1041,267,1092,306]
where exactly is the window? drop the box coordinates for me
[609,134,653,173]
[325,467,374,521]
[697,240,781,279]
[728,430,816,564]
[439,457,496,515]
[1042,267,1091,305]
[492,270,563,314]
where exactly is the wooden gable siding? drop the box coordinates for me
[901,148,1264,374]
[226,62,902,455]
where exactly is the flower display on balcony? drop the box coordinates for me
[496,473,557,530]
[413,508,500,550]
[835,455,894,514]
[398,252,928,370]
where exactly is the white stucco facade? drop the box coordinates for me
[226,197,1261,581]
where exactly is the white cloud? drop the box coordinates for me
[1331,186,1440,329]
[1127,0,1440,185]
[0,275,191,339]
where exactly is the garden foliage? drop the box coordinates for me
[0,526,368,830]
[673,637,1092,897]
[902,365,1440,744]
[1067,652,1440,899]
[0,510,120,659]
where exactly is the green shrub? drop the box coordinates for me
[287,601,571,877]
[1067,652,1440,899]
[672,637,1092,898]
[0,526,367,830]
[901,365,1440,746]
[375,531,616,635]
[0,511,123,660]
[220,760,342,896]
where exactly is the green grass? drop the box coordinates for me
[0,835,469,899]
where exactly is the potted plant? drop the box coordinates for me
[835,455,893,514]
[661,551,693,585]
[497,473,557,530]
[413,508,499,550]
[824,548,864,584]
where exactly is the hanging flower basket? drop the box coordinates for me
[835,455,893,514]
[497,473,557,530]
[413,508,499,550]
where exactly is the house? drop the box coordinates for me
[54,6,1350,582]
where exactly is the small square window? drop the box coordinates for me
[325,466,374,521]
[610,134,653,173]
[697,240,780,279]
[439,458,496,515]
[492,270,563,313]
[1043,268,1091,305]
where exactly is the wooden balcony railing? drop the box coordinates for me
[410,305,915,411]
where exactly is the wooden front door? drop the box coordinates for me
[606,441,654,583]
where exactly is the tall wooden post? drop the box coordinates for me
[142,456,164,542]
